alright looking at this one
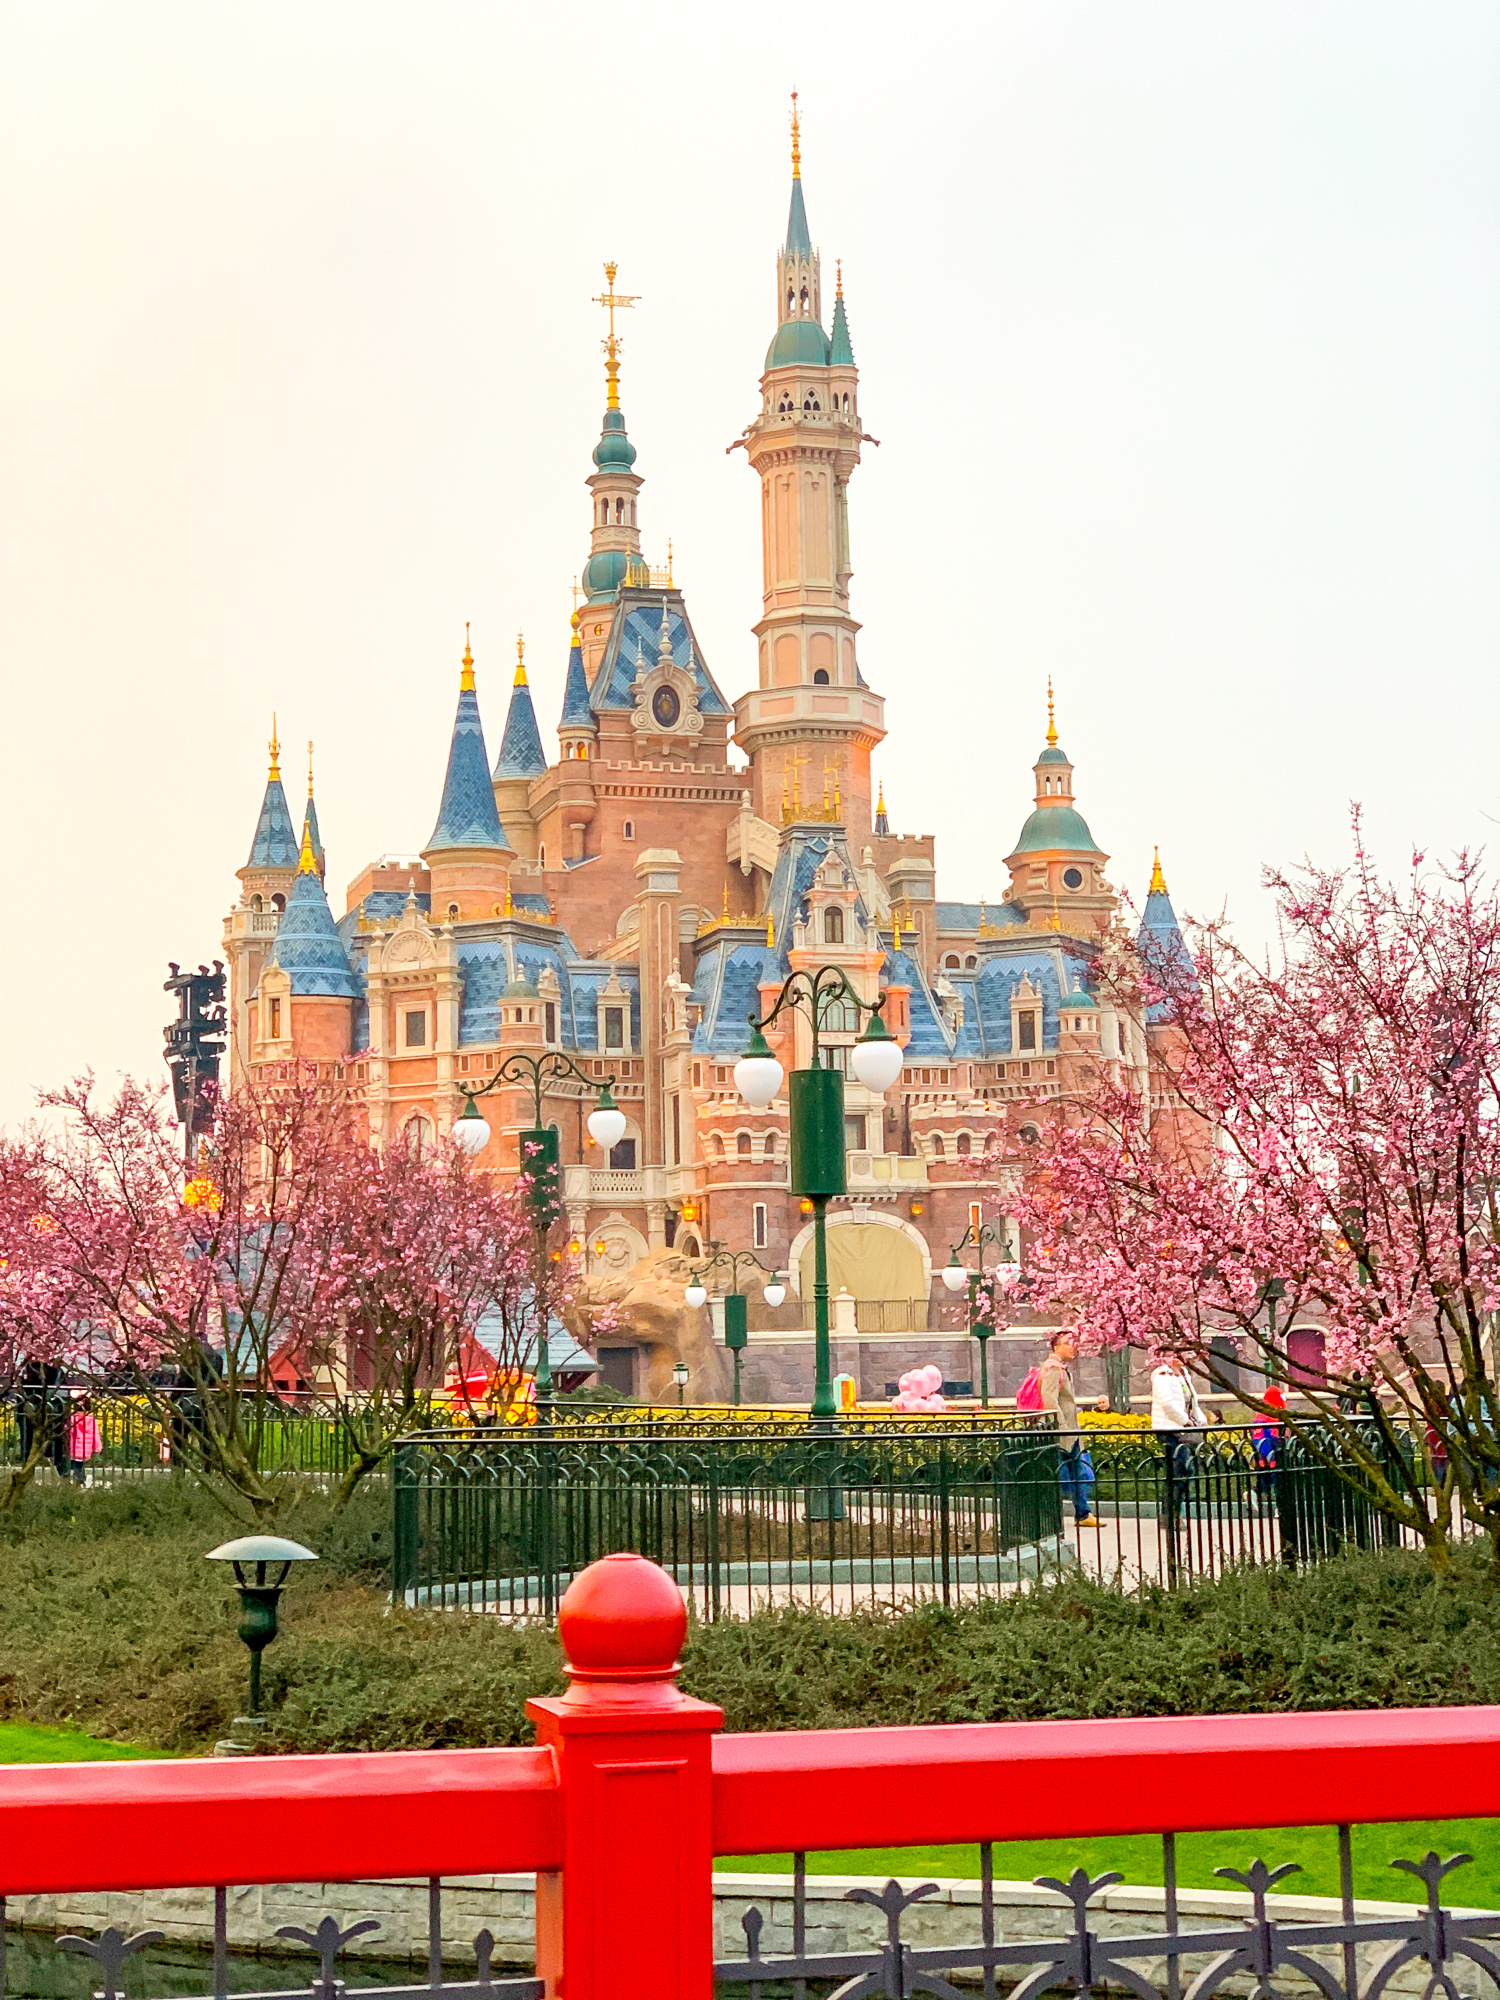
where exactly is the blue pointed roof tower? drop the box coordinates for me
[1136,849,1198,1023]
[269,819,361,998]
[244,718,298,871]
[766,92,831,369]
[829,260,855,366]
[426,627,511,852]
[493,635,548,781]
[581,263,647,607]
[559,608,594,735]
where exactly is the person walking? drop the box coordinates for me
[1039,1331,1107,1527]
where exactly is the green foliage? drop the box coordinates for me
[0,1484,1496,1756]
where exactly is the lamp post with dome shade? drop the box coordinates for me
[940,1221,1020,1410]
[683,1244,786,1406]
[450,1053,627,1410]
[733,968,905,1425]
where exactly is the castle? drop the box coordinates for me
[223,113,1191,1404]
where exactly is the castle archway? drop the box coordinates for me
[789,1211,930,1308]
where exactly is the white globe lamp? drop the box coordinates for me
[452,1100,491,1157]
[763,1279,787,1309]
[684,1282,708,1310]
[586,1084,627,1153]
[734,1025,784,1110]
[850,1010,905,1092]
[941,1255,969,1295]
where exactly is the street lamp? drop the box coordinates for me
[672,1360,689,1407]
[946,1221,1019,1410]
[451,1052,625,1410]
[683,1244,782,1406]
[734,969,904,1423]
[206,1534,318,1719]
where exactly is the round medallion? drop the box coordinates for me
[1063,866,1084,890]
[651,685,681,729]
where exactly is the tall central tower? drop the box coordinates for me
[733,101,885,843]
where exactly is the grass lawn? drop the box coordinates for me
[0,1720,164,1763]
[719,1821,1500,1907]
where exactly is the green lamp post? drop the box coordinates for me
[733,969,905,1423]
[683,1244,786,1406]
[451,1051,627,1410]
[940,1221,1019,1409]
[206,1534,318,1717]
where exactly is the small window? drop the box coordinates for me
[271,893,285,913]
[608,1137,636,1170]
[931,1133,944,1158]
[753,1203,768,1249]
[250,893,263,912]
[956,1133,971,1157]
[692,1062,702,1086]
[1019,1012,1037,1052]
[969,1201,983,1234]
[269,996,281,1039]
[944,954,960,969]
[1063,867,1084,890]
[737,1131,752,1159]
[604,1006,625,1051]
[447,903,459,920]
[1118,1021,1127,1054]
[671,1093,681,1165]
[844,1114,866,1152]
[823,907,844,944]
[539,845,547,868]
[405,1010,427,1048]
[1019,1122,1040,1146]
[965,955,978,970]
[623,820,635,840]
[813,669,830,685]
[545,1001,557,1044]
[404,1115,433,1156]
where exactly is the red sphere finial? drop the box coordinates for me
[558,1553,686,1690]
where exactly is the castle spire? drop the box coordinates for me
[1046,676,1058,747]
[268,715,281,780]
[426,632,510,852]
[583,264,645,606]
[830,259,854,366]
[493,632,547,782]
[559,608,595,738]
[244,716,297,872]
[873,780,889,837]
[300,739,325,880]
[1149,846,1168,896]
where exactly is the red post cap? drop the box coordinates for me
[557,1552,687,1690]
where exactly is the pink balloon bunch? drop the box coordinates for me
[891,1364,946,1413]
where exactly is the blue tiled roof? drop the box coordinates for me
[934,900,1026,930]
[559,636,594,730]
[428,683,511,851]
[588,597,730,716]
[245,776,298,870]
[690,939,783,1056]
[301,795,324,873]
[1137,887,1198,1025]
[785,175,813,259]
[270,863,362,999]
[456,935,636,1051]
[493,677,548,781]
[830,289,854,367]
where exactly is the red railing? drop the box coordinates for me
[3,1551,1500,2000]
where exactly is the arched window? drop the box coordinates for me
[813,668,830,685]
[271,893,285,913]
[823,907,844,944]
[623,819,635,840]
[448,902,460,920]
[615,497,624,523]
[737,1131,752,1158]
[931,1134,945,1159]
[250,893,264,912]
[404,1115,433,1157]
[956,1133,971,1157]
[1019,1122,1040,1146]
[965,955,978,970]
[539,845,547,868]
[943,954,960,969]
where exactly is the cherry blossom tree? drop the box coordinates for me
[981,829,1500,1571]
[0,1137,96,1508]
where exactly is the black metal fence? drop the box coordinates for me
[390,1419,1423,1617]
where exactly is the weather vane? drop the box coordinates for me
[593,261,640,411]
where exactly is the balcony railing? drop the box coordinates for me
[4,1554,1499,2000]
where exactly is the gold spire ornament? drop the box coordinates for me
[307,740,314,799]
[593,261,640,412]
[836,258,843,298]
[504,885,514,918]
[721,883,730,923]
[514,633,527,688]
[1149,846,1168,895]
[268,715,281,781]
[297,819,318,876]
[461,622,476,693]
[766,910,775,949]
[1046,676,1058,747]
[666,538,674,587]
[790,88,801,177]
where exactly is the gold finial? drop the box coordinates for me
[514,632,527,688]
[570,574,581,612]
[666,537,674,586]
[1149,846,1168,896]
[461,622,476,692]
[297,818,318,876]
[569,606,581,643]
[504,885,514,918]
[836,258,843,299]
[722,883,730,923]
[1046,676,1058,747]
[306,739,315,800]
[593,260,640,413]
[790,89,801,178]
[1050,885,1062,931]
[876,779,885,811]
[766,910,775,949]
[267,715,281,781]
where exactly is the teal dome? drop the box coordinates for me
[1009,805,1103,857]
[1037,745,1069,765]
[501,976,538,1000]
[593,409,637,469]
[765,318,830,370]
[583,548,634,600]
[1066,985,1097,1009]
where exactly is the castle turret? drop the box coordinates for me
[734,100,885,846]
[1004,682,1112,931]
[255,818,360,1063]
[579,262,646,677]
[1137,849,1196,1022]
[492,635,547,858]
[301,739,325,883]
[421,627,512,922]
[558,607,596,761]
[237,718,299,911]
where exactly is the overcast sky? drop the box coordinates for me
[1,2,1497,1129]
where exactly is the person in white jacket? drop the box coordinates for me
[1151,1352,1205,1490]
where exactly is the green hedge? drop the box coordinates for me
[0,1484,1493,1755]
